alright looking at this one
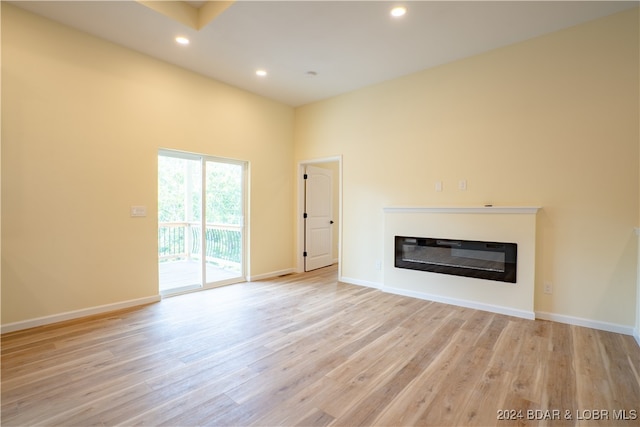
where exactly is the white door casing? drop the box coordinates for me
[304,165,333,271]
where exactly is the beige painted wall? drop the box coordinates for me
[294,9,639,327]
[1,5,294,325]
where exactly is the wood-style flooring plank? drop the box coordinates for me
[2,264,638,426]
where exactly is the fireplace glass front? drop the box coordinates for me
[395,236,517,283]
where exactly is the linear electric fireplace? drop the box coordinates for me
[395,236,517,283]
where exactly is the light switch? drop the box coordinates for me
[130,206,147,217]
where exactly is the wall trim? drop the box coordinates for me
[339,276,382,289]
[535,311,635,336]
[636,227,640,347]
[4,280,635,341]
[383,206,541,215]
[383,285,535,320]
[340,278,635,335]
[1,295,161,334]
[247,268,295,282]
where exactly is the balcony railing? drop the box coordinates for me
[158,222,242,266]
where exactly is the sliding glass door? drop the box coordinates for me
[158,154,202,292]
[158,150,246,295]
[203,160,244,283]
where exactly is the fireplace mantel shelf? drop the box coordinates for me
[383,206,541,214]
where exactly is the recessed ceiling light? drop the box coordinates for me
[175,36,190,45]
[256,69,267,77]
[390,6,407,17]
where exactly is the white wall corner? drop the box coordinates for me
[636,226,640,346]
[339,276,382,289]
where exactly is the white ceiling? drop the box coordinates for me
[10,1,638,107]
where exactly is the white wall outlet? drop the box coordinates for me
[130,206,147,217]
[544,282,553,294]
[435,181,443,192]
[458,180,467,191]
[375,260,382,270]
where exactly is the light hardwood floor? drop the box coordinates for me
[2,265,639,426]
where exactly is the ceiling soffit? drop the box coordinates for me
[136,0,234,30]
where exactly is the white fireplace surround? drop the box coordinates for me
[383,206,541,320]
[384,206,540,215]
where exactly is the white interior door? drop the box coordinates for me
[304,165,333,271]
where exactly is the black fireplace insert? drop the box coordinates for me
[395,236,517,283]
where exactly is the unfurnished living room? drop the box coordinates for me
[2,1,639,426]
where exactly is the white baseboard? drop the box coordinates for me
[535,311,635,336]
[247,268,295,282]
[1,295,161,334]
[338,277,534,320]
[337,277,635,337]
[383,286,535,320]
[339,276,382,289]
